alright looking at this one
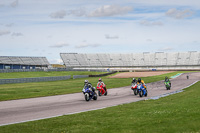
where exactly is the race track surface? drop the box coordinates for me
[0,72,199,126]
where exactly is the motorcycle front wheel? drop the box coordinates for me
[134,89,138,95]
[139,90,143,97]
[85,93,90,101]
[98,90,102,96]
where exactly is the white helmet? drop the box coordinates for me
[84,80,89,84]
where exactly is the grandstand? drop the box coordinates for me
[0,56,49,69]
[60,52,200,71]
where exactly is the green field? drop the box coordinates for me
[0,71,106,79]
[0,80,199,133]
[0,71,196,101]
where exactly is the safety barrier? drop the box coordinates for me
[0,75,71,84]
[0,71,116,84]
[73,75,89,79]
[89,71,117,77]
[0,68,107,73]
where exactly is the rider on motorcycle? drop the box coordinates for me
[165,76,171,86]
[137,78,147,90]
[97,78,107,91]
[131,78,137,85]
[83,80,95,93]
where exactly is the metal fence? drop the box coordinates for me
[0,75,71,84]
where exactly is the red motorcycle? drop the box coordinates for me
[97,84,107,96]
[131,83,138,95]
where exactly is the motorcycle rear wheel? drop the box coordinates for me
[93,92,97,100]
[145,90,147,96]
[104,90,107,96]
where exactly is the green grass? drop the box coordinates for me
[0,71,197,101]
[0,71,106,79]
[0,81,199,133]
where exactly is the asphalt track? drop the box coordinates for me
[0,72,199,126]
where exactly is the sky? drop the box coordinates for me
[0,0,200,64]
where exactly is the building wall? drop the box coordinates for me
[0,64,44,70]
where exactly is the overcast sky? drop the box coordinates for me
[0,0,200,64]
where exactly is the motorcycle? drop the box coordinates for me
[97,84,107,96]
[82,86,97,101]
[164,81,171,90]
[137,83,147,97]
[131,83,138,95]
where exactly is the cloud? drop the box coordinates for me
[140,20,163,26]
[105,34,119,39]
[0,4,4,8]
[158,47,173,51]
[88,5,133,17]
[47,35,52,38]
[0,30,11,36]
[10,0,18,8]
[165,8,193,19]
[50,5,132,18]
[50,42,69,48]
[146,39,152,42]
[11,32,23,36]
[68,8,87,17]
[75,43,100,48]
[5,23,14,27]
[50,10,66,19]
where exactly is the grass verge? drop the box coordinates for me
[0,81,199,133]
[0,71,197,101]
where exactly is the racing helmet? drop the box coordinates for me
[99,78,102,82]
[84,80,89,85]
[138,78,141,83]
[132,78,136,82]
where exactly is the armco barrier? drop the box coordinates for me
[0,75,71,84]
[0,71,117,84]
[73,75,89,79]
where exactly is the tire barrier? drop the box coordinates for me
[73,71,117,79]
[89,71,117,77]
